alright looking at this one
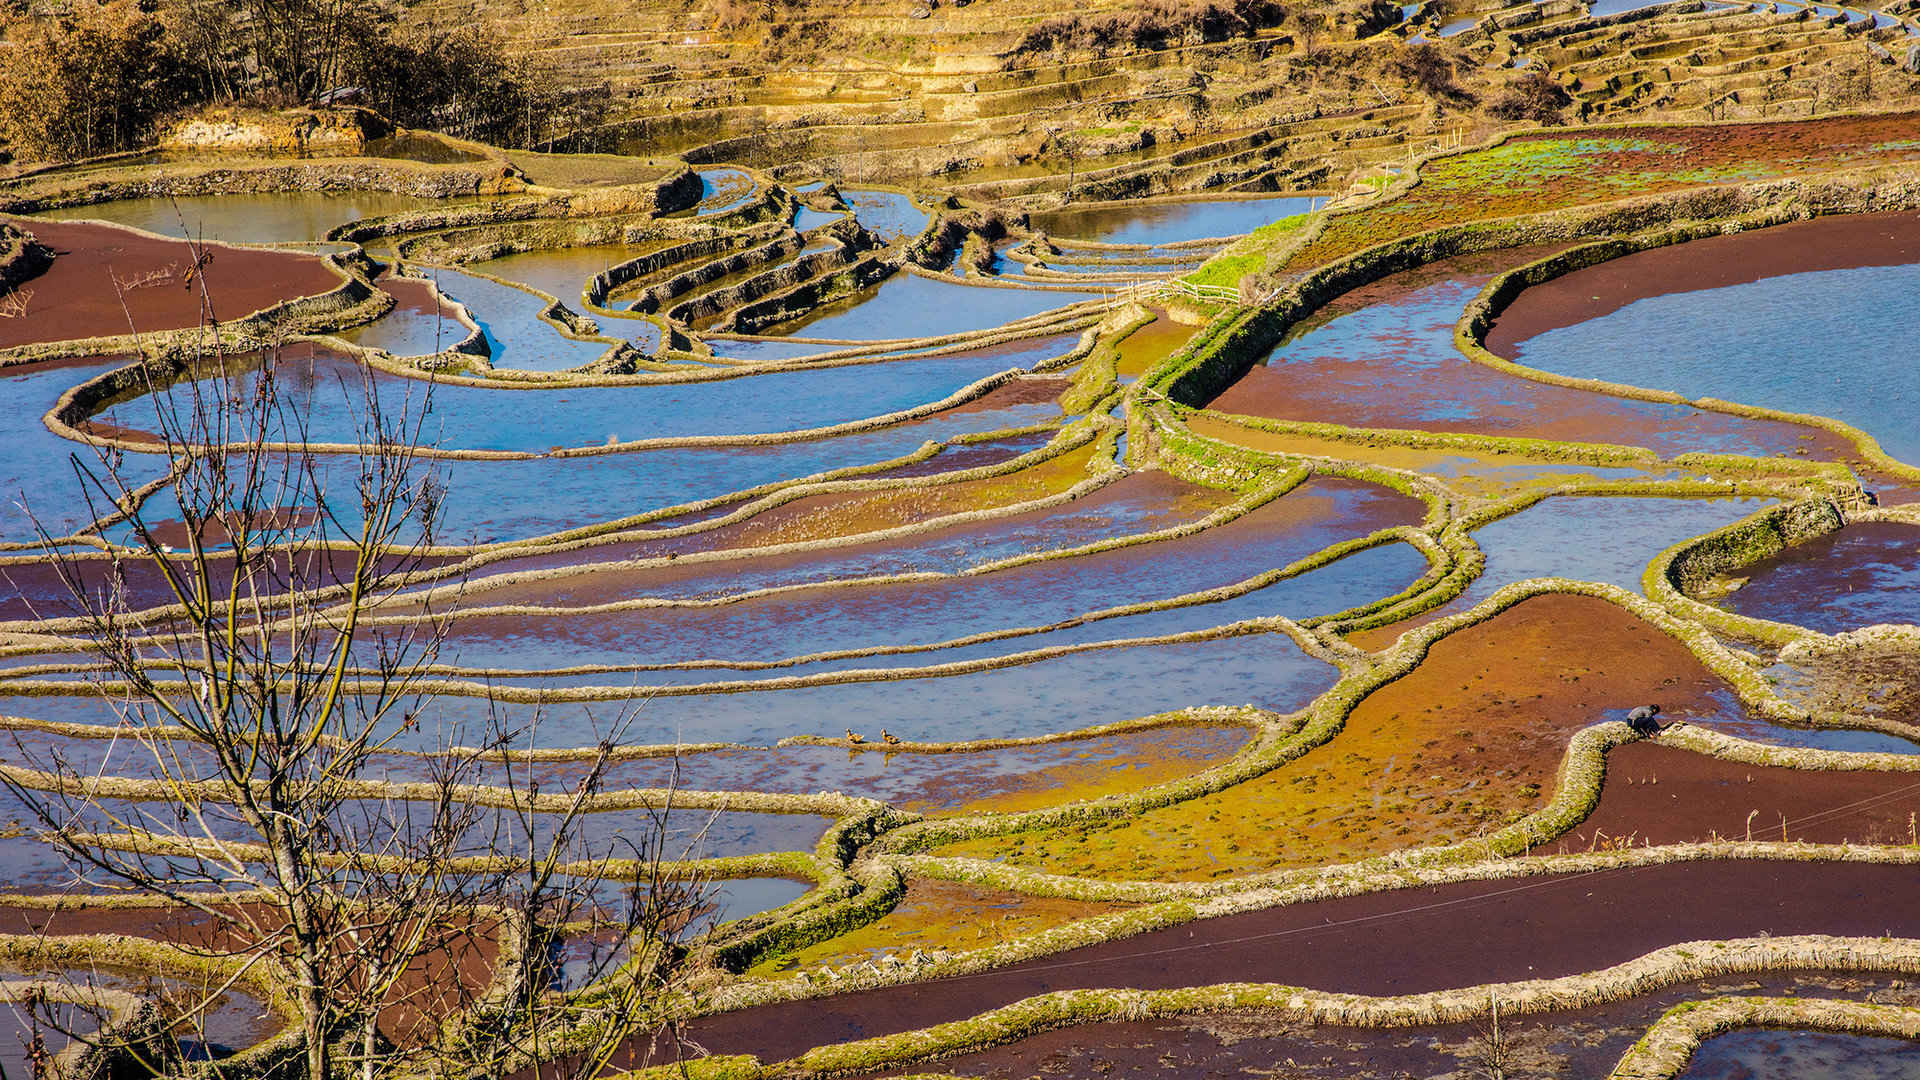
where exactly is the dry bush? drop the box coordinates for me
[1486,71,1573,124]
[1008,0,1287,60]
[0,0,199,162]
[1389,41,1476,104]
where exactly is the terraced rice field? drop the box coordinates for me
[3,109,1920,1079]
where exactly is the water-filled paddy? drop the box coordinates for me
[1718,521,1920,634]
[1680,1029,1920,1079]
[0,621,1340,750]
[0,355,176,542]
[457,464,1233,600]
[1509,262,1920,462]
[1032,195,1319,246]
[0,964,277,1072]
[432,479,1426,669]
[476,242,658,306]
[1543,740,1920,853]
[98,340,1068,452]
[881,972,1919,1080]
[841,189,928,243]
[121,393,1060,543]
[0,218,342,349]
[1209,274,1839,458]
[14,119,1920,1080]
[29,192,455,243]
[766,272,1100,341]
[945,592,1780,877]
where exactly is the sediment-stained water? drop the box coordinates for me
[1680,1029,1920,1079]
[1717,521,1920,634]
[29,192,454,243]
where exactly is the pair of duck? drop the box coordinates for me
[847,728,902,746]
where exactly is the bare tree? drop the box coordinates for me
[1,271,713,1078]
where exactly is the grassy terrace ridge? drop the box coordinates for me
[5,96,1920,1080]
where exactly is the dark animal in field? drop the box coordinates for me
[1626,704,1662,736]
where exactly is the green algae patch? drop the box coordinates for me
[1183,211,1312,292]
[1286,115,1920,272]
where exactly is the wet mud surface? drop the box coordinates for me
[684,859,1920,1062]
[886,972,1920,1080]
[0,218,341,348]
[1541,740,1920,853]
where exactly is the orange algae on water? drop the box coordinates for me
[939,594,1743,879]
[747,880,1132,974]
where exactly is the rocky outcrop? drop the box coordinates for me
[161,106,395,155]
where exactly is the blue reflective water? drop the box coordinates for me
[0,621,1338,749]
[794,206,848,232]
[477,244,655,306]
[98,342,1065,453]
[1680,1029,1920,1079]
[1217,276,1825,458]
[1511,262,1920,465]
[464,628,1339,746]
[438,490,1427,671]
[1721,521,1920,634]
[695,168,758,215]
[119,397,1057,545]
[0,357,174,543]
[1461,494,1772,606]
[1035,196,1321,246]
[1588,0,1678,15]
[418,267,611,372]
[768,273,1099,340]
[843,189,929,243]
